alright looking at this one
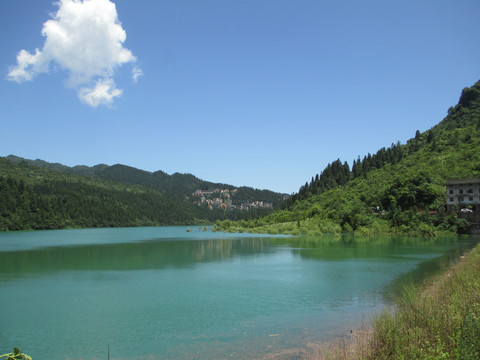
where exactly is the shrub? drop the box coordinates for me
[1,348,32,360]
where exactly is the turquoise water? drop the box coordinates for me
[0,227,477,360]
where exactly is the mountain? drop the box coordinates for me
[0,158,216,230]
[4,79,479,234]
[0,155,287,231]
[5,156,286,206]
[216,79,480,236]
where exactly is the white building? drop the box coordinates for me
[446,178,480,212]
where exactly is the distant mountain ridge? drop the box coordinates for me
[5,155,287,206]
[0,155,285,231]
[5,154,110,177]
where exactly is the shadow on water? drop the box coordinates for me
[0,237,274,276]
[386,236,480,300]
[284,233,477,261]
[285,233,480,302]
[1,231,478,284]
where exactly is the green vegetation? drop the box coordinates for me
[216,80,480,236]
[1,157,290,232]
[1,155,286,231]
[316,242,480,360]
[0,348,31,360]
[0,158,227,230]
[368,242,480,360]
[5,156,286,207]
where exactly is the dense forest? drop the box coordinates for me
[216,80,480,236]
[0,158,282,231]
[5,156,286,206]
[0,159,210,230]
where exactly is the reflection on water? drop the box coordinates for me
[0,238,268,274]
[0,228,478,360]
[290,234,478,296]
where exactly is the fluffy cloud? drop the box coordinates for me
[78,78,122,107]
[7,0,140,108]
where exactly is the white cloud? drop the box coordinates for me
[132,66,143,83]
[8,49,45,82]
[7,0,140,107]
[78,78,122,108]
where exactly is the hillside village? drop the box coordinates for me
[191,188,274,211]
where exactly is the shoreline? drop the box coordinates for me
[312,238,480,360]
[256,237,480,360]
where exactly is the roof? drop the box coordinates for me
[446,178,480,185]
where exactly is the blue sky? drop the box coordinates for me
[1,0,479,194]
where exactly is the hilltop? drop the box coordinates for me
[0,157,286,231]
[216,79,480,236]
[5,155,286,207]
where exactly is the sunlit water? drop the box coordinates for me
[0,227,478,360]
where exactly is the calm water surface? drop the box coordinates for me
[0,227,478,360]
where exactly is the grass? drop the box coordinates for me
[212,215,462,238]
[311,241,480,360]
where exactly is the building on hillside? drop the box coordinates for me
[446,178,480,212]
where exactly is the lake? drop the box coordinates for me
[0,227,478,360]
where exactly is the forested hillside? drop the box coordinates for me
[216,80,480,236]
[5,156,286,206]
[0,159,230,231]
[0,152,288,231]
